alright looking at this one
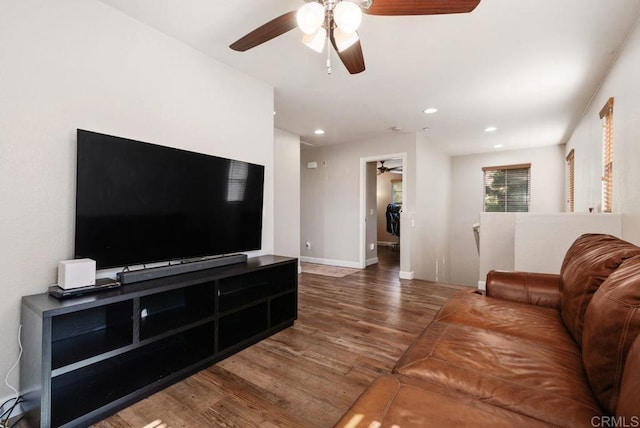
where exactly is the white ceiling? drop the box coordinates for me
[98,0,640,155]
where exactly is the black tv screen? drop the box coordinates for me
[75,129,264,269]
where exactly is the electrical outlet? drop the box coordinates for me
[369,243,375,251]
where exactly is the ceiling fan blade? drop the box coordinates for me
[363,0,480,16]
[230,11,298,51]
[330,31,366,75]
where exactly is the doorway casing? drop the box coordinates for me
[359,153,412,278]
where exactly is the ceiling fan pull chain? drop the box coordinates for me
[327,37,332,75]
[326,10,332,75]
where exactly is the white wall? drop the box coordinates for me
[414,134,452,282]
[274,129,300,260]
[478,213,516,285]
[450,145,566,286]
[565,17,640,245]
[0,0,274,402]
[299,133,454,282]
[365,162,378,265]
[514,213,622,273]
[300,134,416,271]
[478,213,622,285]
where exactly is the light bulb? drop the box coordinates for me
[302,27,327,53]
[333,27,359,52]
[333,1,362,34]
[297,2,325,35]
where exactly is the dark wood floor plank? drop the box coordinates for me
[95,248,467,427]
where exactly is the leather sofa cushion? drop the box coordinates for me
[333,374,550,428]
[486,270,561,309]
[617,335,640,418]
[394,322,602,426]
[560,234,640,345]
[582,255,640,414]
[435,291,574,352]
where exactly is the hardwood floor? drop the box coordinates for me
[95,248,466,428]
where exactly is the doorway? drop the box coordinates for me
[359,153,410,277]
[377,159,402,263]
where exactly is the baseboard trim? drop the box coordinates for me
[300,256,361,269]
[399,271,414,280]
[366,257,379,267]
[377,241,398,247]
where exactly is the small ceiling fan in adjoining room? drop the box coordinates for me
[377,160,402,174]
[229,0,481,74]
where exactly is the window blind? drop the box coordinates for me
[566,149,575,212]
[600,97,614,213]
[483,163,531,212]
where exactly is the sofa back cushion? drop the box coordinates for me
[617,335,640,418]
[582,255,640,414]
[560,234,640,344]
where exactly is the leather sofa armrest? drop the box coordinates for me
[486,270,561,309]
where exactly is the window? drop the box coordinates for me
[600,97,614,213]
[566,149,575,212]
[483,164,531,212]
[391,179,403,205]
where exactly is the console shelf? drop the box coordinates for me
[21,255,297,428]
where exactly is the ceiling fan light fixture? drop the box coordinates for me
[333,1,363,33]
[333,27,359,52]
[302,27,327,53]
[296,2,325,35]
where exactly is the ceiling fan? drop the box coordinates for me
[230,0,481,74]
[378,160,402,174]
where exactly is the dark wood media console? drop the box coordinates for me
[20,255,298,427]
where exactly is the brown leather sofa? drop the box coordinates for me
[335,234,640,427]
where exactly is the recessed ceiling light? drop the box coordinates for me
[422,127,430,131]
[494,144,504,149]
[273,111,276,115]
[423,108,438,114]
[392,126,403,132]
[485,126,498,132]
[314,129,325,135]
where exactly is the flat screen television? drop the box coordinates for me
[74,129,264,269]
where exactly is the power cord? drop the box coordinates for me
[4,325,22,398]
[0,396,23,428]
[1,325,23,428]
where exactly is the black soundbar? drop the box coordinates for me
[116,254,248,285]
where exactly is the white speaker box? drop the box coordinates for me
[58,259,96,289]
